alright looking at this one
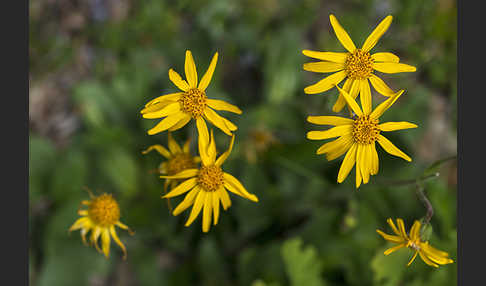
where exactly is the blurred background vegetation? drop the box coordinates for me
[29,0,457,285]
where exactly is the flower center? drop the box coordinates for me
[198,165,224,192]
[352,115,380,144]
[88,194,120,226]
[407,240,421,251]
[179,88,207,118]
[345,49,374,80]
[166,153,196,175]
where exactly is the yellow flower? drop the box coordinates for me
[142,132,200,209]
[69,192,134,259]
[306,85,417,188]
[140,50,242,138]
[302,14,416,113]
[160,128,258,232]
[377,218,454,268]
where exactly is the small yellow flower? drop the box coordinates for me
[377,218,454,268]
[160,128,258,232]
[302,14,416,113]
[142,132,200,210]
[140,50,242,139]
[69,192,134,259]
[306,85,417,188]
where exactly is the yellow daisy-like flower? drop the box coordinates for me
[69,192,133,259]
[377,218,454,268]
[302,14,416,113]
[142,132,200,209]
[140,50,242,139]
[306,85,417,188]
[161,128,258,232]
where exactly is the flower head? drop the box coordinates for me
[306,85,417,188]
[69,191,134,259]
[302,14,416,113]
[160,127,258,232]
[377,218,454,268]
[140,50,242,137]
[142,132,200,209]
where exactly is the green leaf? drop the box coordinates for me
[422,155,456,178]
[281,237,325,286]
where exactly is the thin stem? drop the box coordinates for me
[415,182,434,226]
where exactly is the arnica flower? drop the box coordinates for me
[140,50,242,138]
[160,128,258,232]
[306,85,417,188]
[302,14,416,113]
[376,218,454,268]
[69,192,133,259]
[142,132,200,209]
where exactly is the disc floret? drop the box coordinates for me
[345,49,374,80]
[179,88,207,118]
[352,115,380,144]
[198,165,224,192]
[88,194,120,226]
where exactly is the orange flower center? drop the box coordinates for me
[198,165,224,192]
[166,153,196,175]
[352,115,380,144]
[345,49,374,80]
[179,88,207,118]
[407,240,421,251]
[88,194,120,226]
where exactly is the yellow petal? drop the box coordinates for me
[185,191,206,227]
[371,52,399,63]
[142,102,181,119]
[321,135,354,161]
[355,160,362,188]
[204,108,233,136]
[396,218,409,239]
[332,78,358,113]
[183,138,191,153]
[379,121,418,132]
[329,14,357,52]
[386,218,402,237]
[168,114,192,132]
[109,225,127,260]
[167,132,182,154]
[144,92,183,107]
[418,250,439,268]
[101,228,111,258]
[223,173,258,202]
[337,144,357,183]
[196,118,211,165]
[307,125,352,140]
[169,69,190,91]
[373,62,417,73]
[358,144,370,184]
[361,15,393,52]
[207,99,242,114]
[383,243,406,255]
[370,143,379,175]
[307,115,354,126]
[207,129,217,164]
[141,101,174,115]
[163,177,198,198]
[409,220,421,241]
[335,84,363,116]
[219,187,232,210]
[303,61,344,73]
[198,52,218,91]
[184,50,198,88]
[407,251,419,266]
[69,217,89,232]
[304,70,347,94]
[215,135,235,166]
[212,191,220,225]
[148,112,186,135]
[370,90,403,119]
[360,79,372,115]
[377,135,412,162]
[173,186,201,216]
[202,192,213,232]
[141,144,172,159]
[376,230,405,244]
[160,168,199,179]
[302,50,348,63]
[369,74,395,96]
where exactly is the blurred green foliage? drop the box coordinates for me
[29,0,456,285]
